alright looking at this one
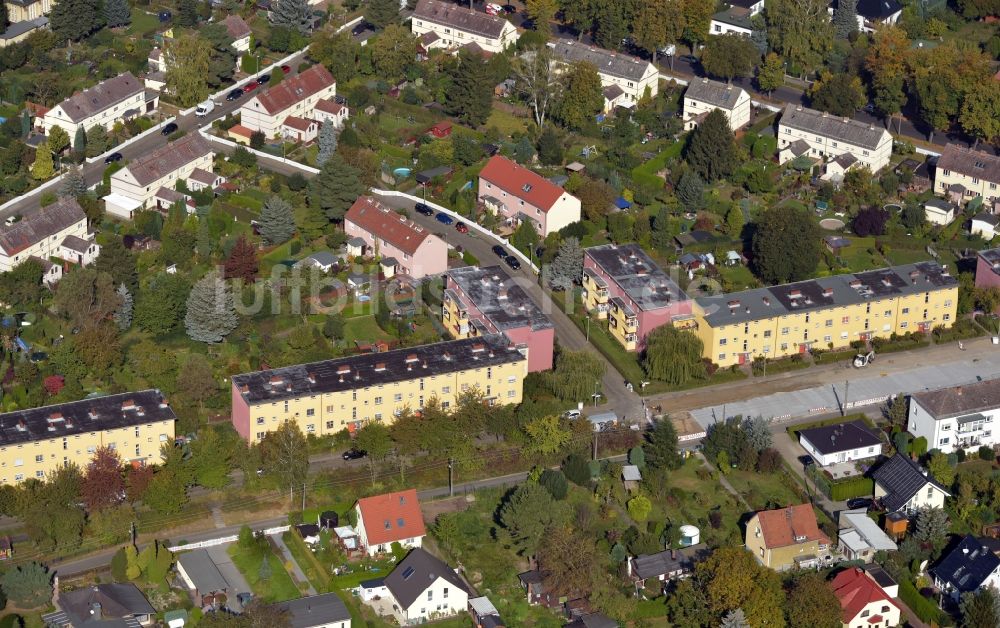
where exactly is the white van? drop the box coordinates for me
[195,100,215,117]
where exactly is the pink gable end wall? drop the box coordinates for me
[231,383,251,440]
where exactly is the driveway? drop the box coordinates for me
[206,544,252,612]
[771,429,845,520]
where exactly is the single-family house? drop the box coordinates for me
[222,15,252,53]
[972,213,998,240]
[281,116,319,143]
[935,144,1000,207]
[744,503,831,571]
[273,592,352,628]
[829,0,902,33]
[549,41,659,106]
[469,596,504,628]
[313,100,349,129]
[932,535,1000,601]
[778,104,893,173]
[924,199,957,226]
[411,0,519,54]
[104,133,215,219]
[42,583,156,627]
[625,545,707,587]
[4,0,54,23]
[354,489,426,556]
[477,155,581,236]
[871,453,950,514]
[0,196,98,272]
[710,5,754,36]
[797,419,882,467]
[830,567,901,628]
[838,509,898,562]
[239,64,338,139]
[176,549,231,601]
[908,378,1000,453]
[0,16,49,49]
[682,78,751,131]
[345,196,448,279]
[41,72,156,136]
[378,548,469,625]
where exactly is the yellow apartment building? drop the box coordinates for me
[582,268,610,320]
[692,262,958,368]
[0,390,176,485]
[230,334,528,441]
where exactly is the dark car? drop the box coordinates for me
[455,221,468,233]
[342,449,367,461]
[281,64,291,74]
[504,255,521,270]
[414,202,434,216]
[158,10,171,21]
[226,88,244,101]
[798,454,815,466]
[492,244,506,257]
[352,20,370,36]
[160,122,178,135]
[257,74,271,85]
[846,497,873,510]
[502,4,516,13]
[104,152,123,164]
[435,212,454,225]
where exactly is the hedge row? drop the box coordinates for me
[829,476,875,501]
[898,578,953,626]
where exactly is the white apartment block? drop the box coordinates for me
[777,104,893,173]
[549,40,659,106]
[41,72,157,136]
[934,143,1000,206]
[239,64,337,140]
[908,379,1000,453]
[0,197,98,274]
[412,0,519,54]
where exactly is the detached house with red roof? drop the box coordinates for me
[353,489,426,556]
[830,567,901,628]
[476,155,581,237]
[238,64,341,140]
[345,196,448,279]
[222,15,252,53]
[744,503,831,571]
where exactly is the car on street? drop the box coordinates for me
[342,449,367,461]
[492,244,506,257]
[257,74,271,85]
[455,221,468,233]
[104,152,123,164]
[414,202,434,216]
[846,497,873,510]
[226,88,244,101]
[281,64,291,74]
[195,100,215,117]
[160,122,178,135]
[680,54,698,64]
[242,81,259,92]
[435,212,454,225]
[504,255,521,270]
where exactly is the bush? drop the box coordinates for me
[110,547,128,581]
[563,453,591,485]
[287,172,307,191]
[898,578,953,626]
[539,469,568,500]
[462,250,479,265]
[979,446,995,461]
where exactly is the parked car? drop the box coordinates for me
[798,454,815,466]
[414,202,434,216]
[504,255,521,270]
[455,221,468,233]
[342,449,367,461]
[281,64,291,74]
[160,122,178,135]
[846,497,873,510]
[195,100,215,116]
[226,88,244,101]
[242,81,258,92]
[257,74,271,85]
[104,152,123,164]
[435,212,454,225]
[562,409,581,420]
[492,244,506,257]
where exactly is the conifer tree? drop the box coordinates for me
[59,166,87,198]
[184,273,239,343]
[316,119,338,166]
[31,142,54,180]
[114,284,133,331]
[258,196,296,245]
[223,235,259,284]
[104,0,131,28]
[308,153,365,222]
[270,0,312,34]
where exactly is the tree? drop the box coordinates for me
[646,418,683,470]
[865,27,909,123]
[31,141,53,180]
[270,0,312,33]
[554,62,603,130]
[310,31,361,83]
[546,349,606,401]
[787,573,841,628]
[176,0,199,27]
[960,587,1000,628]
[73,127,86,154]
[176,354,217,409]
[901,203,925,230]
[721,609,750,628]
[697,546,787,627]
[685,110,738,181]
[48,125,69,154]
[524,415,572,455]
[316,119,338,167]
[562,453,591,485]
[701,34,758,82]
[1,562,52,608]
[510,221,539,256]
[135,273,189,336]
[960,80,1000,147]
[371,24,417,80]
[144,461,189,515]
[725,204,744,235]
[366,0,399,28]
[165,35,211,108]
[498,482,555,556]
[309,154,365,222]
[201,23,240,90]
[259,421,309,503]
[258,196,296,245]
[764,0,832,73]
[184,273,239,343]
[49,0,103,40]
[82,446,125,511]
[537,126,563,165]
[912,506,950,548]
[884,393,907,427]
[832,0,857,38]
[526,0,557,32]
[627,494,652,521]
[927,452,956,487]
[539,468,568,500]
[224,235,259,284]
[751,204,821,284]
[742,415,772,451]
[676,170,704,211]
[809,72,866,116]
[756,52,785,94]
[0,1,6,29]
[85,125,109,158]
[852,207,889,237]
[355,422,393,484]
[188,427,234,489]
[514,46,563,128]
[445,50,494,126]
[59,166,86,198]
[104,0,131,27]
[547,237,583,291]
[632,0,684,63]
[53,267,119,329]
[643,326,705,385]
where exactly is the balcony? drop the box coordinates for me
[625,333,637,343]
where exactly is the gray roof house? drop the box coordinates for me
[685,78,746,111]
[871,453,951,513]
[43,583,156,627]
[382,548,468,624]
[549,40,653,83]
[779,104,889,152]
[932,535,1000,600]
[0,195,86,257]
[176,549,230,598]
[413,0,509,40]
[48,72,145,123]
[274,592,351,628]
[838,508,897,561]
[627,545,708,583]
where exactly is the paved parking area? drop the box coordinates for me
[206,544,251,612]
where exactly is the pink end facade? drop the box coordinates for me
[976,255,1000,291]
[344,221,449,279]
[231,382,251,440]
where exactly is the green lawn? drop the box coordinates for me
[228,544,300,602]
[127,11,160,36]
[484,109,529,136]
[667,457,746,546]
[725,468,809,511]
[342,315,392,343]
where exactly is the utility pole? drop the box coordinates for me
[843,380,850,416]
[448,458,454,497]
[131,521,136,546]
[593,429,598,461]
[301,483,306,512]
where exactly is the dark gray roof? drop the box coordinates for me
[0,390,174,448]
[585,243,688,312]
[0,196,85,256]
[273,593,351,628]
[696,261,956,327]
[53,72,144,123]
[932,535,1000,594]
[924,199,956,212]
[798,420,881,455]
[685,78,746,110]
[871,454,950,512]
[855,0,903,19]
[549,41,654,82]
[0,16,48,40]
[413,0,510,39]
[630,545,708,580]
[780,104,890,151]
[177,549,229,594]
[123,133,213,187]
[603,84,626,101]
[48,584,154,627]
[446,265,553,333]
[61,234,94,253]
[711,6,753,30]
[565,614,619,628]
[384,548,467,609]
[937,144,1000,185]
[232,334,525,405]
[974,213,1000,227]
[911,379,1000,419]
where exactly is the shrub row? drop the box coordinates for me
[829,476,875,501]
[898,578,953,626]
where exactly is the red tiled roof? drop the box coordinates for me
[228,124,253,139]
[345,196,434,256]
[314,100,345,115]
[831,568,899,623]
[478,155,565,212]
[356,489,426,547]
[253,64,335,116]
[755,503,829,549]
[282,116,314,131]
[223,14,251,39]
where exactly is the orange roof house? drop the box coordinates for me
[744,504,831,571]
[830,567,901,628]
[353,489,427,556]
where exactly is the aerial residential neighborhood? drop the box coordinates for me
[2,0,1000,625]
